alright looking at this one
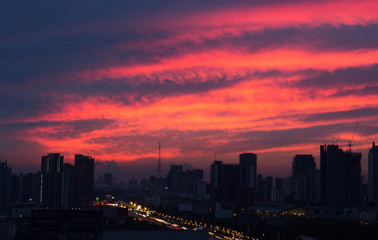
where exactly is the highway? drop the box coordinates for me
[112,201,257,240]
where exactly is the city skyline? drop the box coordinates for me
[1,0,378,179]
[2,141,375,183]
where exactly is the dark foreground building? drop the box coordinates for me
[0,161,11,216]
[75,154,95,206]
[210,153,258,213]
[30,209,102,240]
[40,153,64,209]
[320,144,361,214]
[292,154,317,204]
[368,142,378,207]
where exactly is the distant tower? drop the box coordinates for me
[158,141,161,178]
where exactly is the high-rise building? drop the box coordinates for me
[264,176,273,202]
[325,145,344,213]
[40,153,65,209]
[63,163,83,210]
[319,145,328,204]
[238,153,257,209]
[254,174,273,203]
[11,173,21,204]
[210,161,238,210]
[179,169,204,194]
[239,153,257,187]
[368,142,378,207]
[344,151,362,206]
[292,154,317,203]
[282,177,295,204]
[272,178,284,203]
[41,153,63,173]
[75,154,95,206]
[323,145,361,214]
[0,161,11,215]
[166,165,183,192]
[194,180,207,197]
[20,173,41,203]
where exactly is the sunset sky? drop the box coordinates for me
[1,0,377,180]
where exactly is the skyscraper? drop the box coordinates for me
[239,153,257,188]
[324,145,361,214]
[41,153,63,173]
[344,151,362,207]
[368,142,378,207]
[40,153,65,209]
[238,153,257,209]
[166,165,183,192]
[63,163,83,209]
[292,154,316,203]
[210,161,238,210]
[179,169,203,194]
[319,144,328,204]
[75,154,95,206]
[0,161,11,215]
[20,172,40,203]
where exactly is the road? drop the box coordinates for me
[112,201,256,240]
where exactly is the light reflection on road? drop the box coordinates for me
[110,200,256,240]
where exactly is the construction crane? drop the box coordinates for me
[329,128,337,144]
[347,122,358,152]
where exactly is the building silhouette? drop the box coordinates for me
[292,154,316,204]
[180,169,204,194]
[166,165,183,192]
[20,172,41,204]
[368,142,378,207]
[238,153,257,209]
[0,161,11,215]
[75,154,95,205]
[321,145,361,214]
[210,153,259,212]
[11,173,21,204]
[210,161,238,210]
[63,163,83,209]
[41,153,63,172]
[40,153,65,209]
[319,144,328,204]
[166,165,203,194]
[254,174,273,203]
[344,151,362,207]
